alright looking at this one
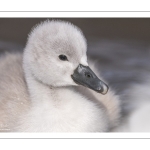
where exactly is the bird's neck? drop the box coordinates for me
[25,72,70,106]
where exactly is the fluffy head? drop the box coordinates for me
[23,20,88,87]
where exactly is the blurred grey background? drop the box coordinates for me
[1,18,150,44]
[0,18,150,115]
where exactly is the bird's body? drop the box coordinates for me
[0,20,120,132]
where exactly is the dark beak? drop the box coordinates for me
[71,64,109,95]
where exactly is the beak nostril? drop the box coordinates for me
[85,73,91,78]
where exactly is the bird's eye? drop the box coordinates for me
[59,55,68,61]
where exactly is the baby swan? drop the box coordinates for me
[0,20,120,132]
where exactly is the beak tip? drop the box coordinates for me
[101,89,109,95]
[103,84,109,95]
[98,84,109,95]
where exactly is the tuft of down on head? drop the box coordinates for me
[23,20,88,87]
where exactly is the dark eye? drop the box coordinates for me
[59,55,68,61]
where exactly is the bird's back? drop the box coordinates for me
[0,52,29,131]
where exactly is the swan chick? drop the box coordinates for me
[0,20,121,132]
